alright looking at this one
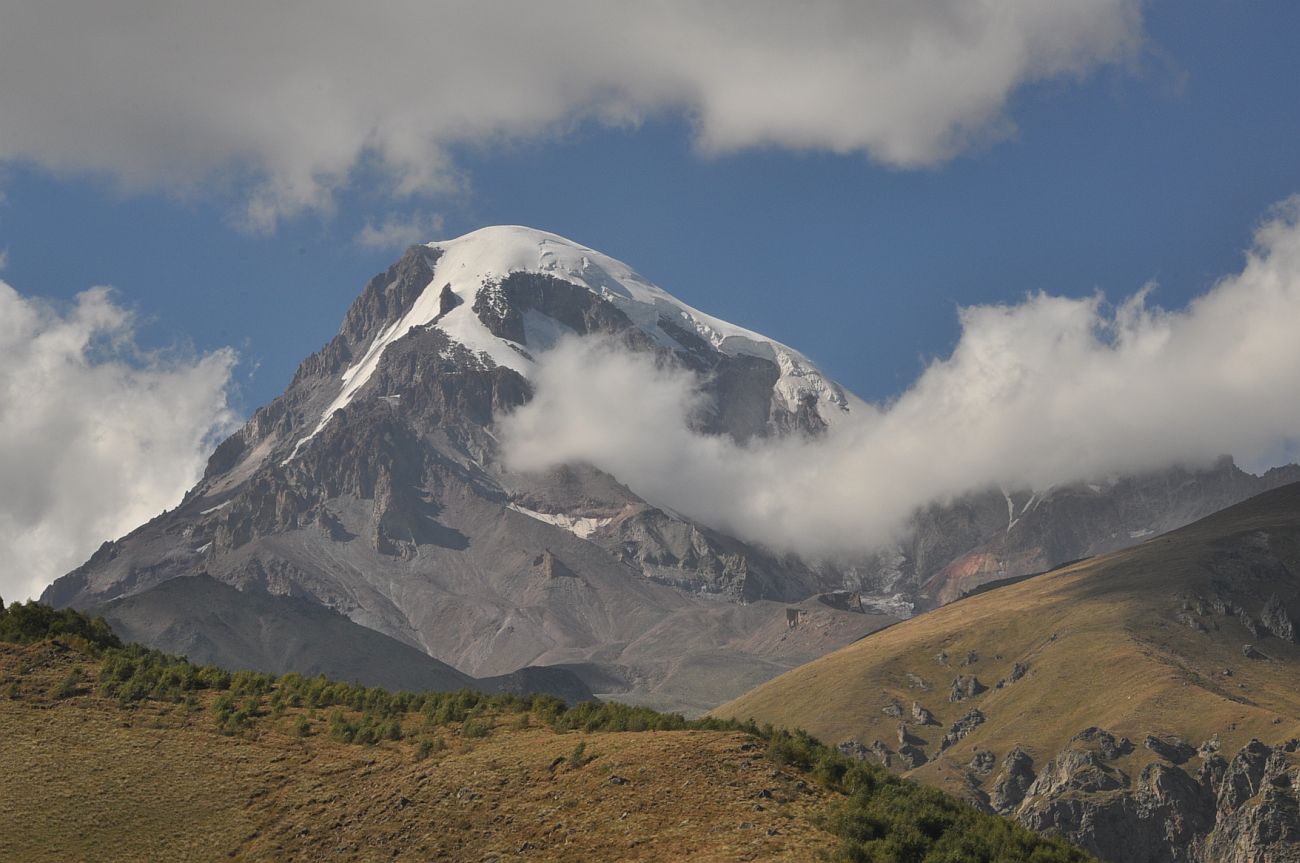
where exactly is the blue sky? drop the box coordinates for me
[5,1,1300,599]
[1,2,1295,411]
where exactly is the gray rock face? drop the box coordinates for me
[837,738,895,768]
[991,747,1036,814]
[969,750,996,775]
[940,709,986,751]
[1262,594,1298,642]
[911,701,939,726]
[897,722,926,746]
[868,740,895,767]
[1073,727,1135,760]
[1243,643,1270,660]
[836,740,872,761]
[949,675,987,702]
[1010,732,1300,863]
[897,743,929,769]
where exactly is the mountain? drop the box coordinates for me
[43,227,889,713]
[862,457,1300,612]
[40,226,1300,714]
[93,574,592,702]
[715,481,1300,862]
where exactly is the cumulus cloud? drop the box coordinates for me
[501,198,1300,560]
[356,212,447,250]
[0,284,237,601]
[0,1,1140,227]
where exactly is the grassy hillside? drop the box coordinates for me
[715,483,1300,804]
[0,602,1091,862]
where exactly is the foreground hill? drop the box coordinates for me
[0,606,1090,862]
[717,482,1300,862]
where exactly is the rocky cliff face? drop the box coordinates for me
[855,458,1300,611]
[999,731,1300,863]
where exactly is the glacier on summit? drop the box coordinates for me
[288,226,851,461]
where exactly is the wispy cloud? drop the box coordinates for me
[0,284,238,601]
[0,2,1140,228]
[501,197,1300,560]
[355,212,446,250]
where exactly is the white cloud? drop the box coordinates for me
[0,1,1140,227]
[0,284,237,602]
[355,212,446,250]
[501,198,1300,561]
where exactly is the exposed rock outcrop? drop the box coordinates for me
[1011,733,1300,863]
[969,750,996,775]
[896,743,928,770]
[911,701,940,726]
[1262,594,1297,642]
[990,747,1036,814]
[837,739,895,768]
[1243,643,1270,660]
[1146,735,1197,765]
[940,709,986,751]
[949,675,987,702]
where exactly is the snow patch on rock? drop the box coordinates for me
[507,502,614,540]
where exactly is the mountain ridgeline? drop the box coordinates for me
[41,226,1300,715]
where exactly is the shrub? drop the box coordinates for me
[51,667,83,699]
[413,736,445,761]
[461,718,492,739]
[0,600,121,652]
[567,740,595,768]
[381,718,403,741]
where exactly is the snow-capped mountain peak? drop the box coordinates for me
[290,226,849,458]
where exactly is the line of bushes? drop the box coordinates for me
[0,599,120,652]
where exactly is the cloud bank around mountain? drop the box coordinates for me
[501,198,1300,560]
[0,284,237,601]
[0,1,1139,228]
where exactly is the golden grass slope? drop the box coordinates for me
[715,482,1300,799]
[0,642,835,862]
